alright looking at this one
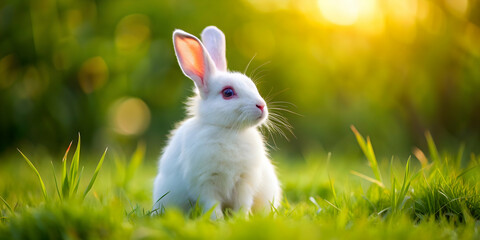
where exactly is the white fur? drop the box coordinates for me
[153,26,281,219]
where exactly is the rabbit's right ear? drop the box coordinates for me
[201,26,227,72]
[173,30,216,95]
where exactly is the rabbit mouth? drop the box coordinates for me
[238,112,266,127]
[229,106,268,128]
[257,112,266,120]
[256,111,268,123]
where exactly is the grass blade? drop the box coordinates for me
[351,125,368,156]
[50,161,62,200]
[329,176,338,207]
[425,131,440,163]
[62,171,70,198]
[83,147,108,199]
[455,143,465,169]
[456,165,480,179]
[350,170,385,188]
[413,147,429,168]
[471,153,479,165]
[366,137,382,182]
[62,142,72,178]
[18,149,47,201]
[73,166,84,196]
[69,133,81,197]
[399,158,411,195]
[62,141,72,198]
[150,191,170,215]
[323,199,341,212]
[125,142,145,186]
[391,177,397,212]
[396,157,411,211]
[0,195,14,215]
[351,125,382,183]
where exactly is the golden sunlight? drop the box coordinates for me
[317,0,360,26]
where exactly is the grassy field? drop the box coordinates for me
[1,129,479,240]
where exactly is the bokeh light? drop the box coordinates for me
[110,97,151,136]
[115,14,151,53]
[20,66,49,99]
[78,57,108,94]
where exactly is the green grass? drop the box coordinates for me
[0,129,479,239]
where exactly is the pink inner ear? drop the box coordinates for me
[175,35,205,84]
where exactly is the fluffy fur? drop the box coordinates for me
[152,26,281,219]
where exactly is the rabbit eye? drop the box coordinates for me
[222,87,235,99]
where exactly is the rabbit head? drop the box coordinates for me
[173,26,267,129]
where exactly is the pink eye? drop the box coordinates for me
[222,87,235,99]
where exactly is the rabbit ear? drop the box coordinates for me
[201,26,227,72]
[173,30,216,94]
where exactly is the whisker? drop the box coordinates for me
[269,122,288,140]
[265,88,290,100]
[263,123,278,149]
[252,69,269,82]
[269,108,302,116]
[258,91,299,143]
[244,53,257,75]
[268,113,295,137]
[266,116,290,140]
[268,101,298,107]
[264,90,294,108]
[260,122,278,150]
[269,111,290,119]
[269,117,292,133]
[264,88,275,102]
[268,125,280,148]
[250,61,271,80]
[253,73,269,84]
[268,105,295,110]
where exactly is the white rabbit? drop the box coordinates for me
[152,26,281,219]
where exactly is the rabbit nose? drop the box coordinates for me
[256,104,265,112]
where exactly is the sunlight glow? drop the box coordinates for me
[356,0,384,35]
[386,0,418,43]
[317,0,360,26]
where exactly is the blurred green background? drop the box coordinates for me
[1,0,479,161]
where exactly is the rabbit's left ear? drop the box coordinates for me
[173,29,216,96]
[201,26,227,72]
